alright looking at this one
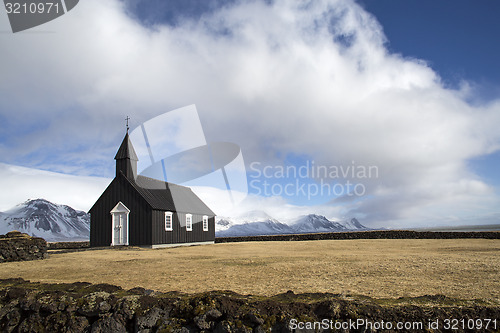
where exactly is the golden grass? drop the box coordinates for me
[1,239,499,301]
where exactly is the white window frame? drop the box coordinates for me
[186,214,192,231]
[203,215,209,231]
[165,211,173,231]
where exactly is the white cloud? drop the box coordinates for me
[0,163,110,212]
[191,185,343,224]
[0,0,499,227]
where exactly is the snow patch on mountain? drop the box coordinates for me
[342,218,366,230]
[215,219,233,232]
[0,199,90,241]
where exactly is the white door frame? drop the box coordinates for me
[110,201,130,246]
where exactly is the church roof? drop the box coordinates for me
[119,172,215,216]
[114,133,138,161]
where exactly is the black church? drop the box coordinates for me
[89,131,216,248]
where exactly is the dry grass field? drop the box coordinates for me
[1,239,499,302]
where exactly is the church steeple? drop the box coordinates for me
[115,132,138,180]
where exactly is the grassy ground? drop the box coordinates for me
[1,239,499,301]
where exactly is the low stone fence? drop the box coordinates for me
[47,241,90,250]
[0,231,48,263]
[215,230,500,243]
[1,278,499,333]
[41,230,500,250]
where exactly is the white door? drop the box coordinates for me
[110,202,130,246]
[113,213,126,245]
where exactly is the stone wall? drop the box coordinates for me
[44,231,500,250]
[216,230,500,243]
[0,231,48,263]
[0,278,499,332]
[47,241,90,250]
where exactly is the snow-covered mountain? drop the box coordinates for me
[342,217,365,230]
[216,220,295,237]
[216,213,368,237]
[216,210,282,233]
[216,218,233,232]
[292,214,348,233]
[0,199,90,241]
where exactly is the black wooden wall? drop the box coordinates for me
[90,173,152,247]
[151,211,215,245]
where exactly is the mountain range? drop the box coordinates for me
[0,199,90,242]
[0,200,367,241]
[216,211,368,237]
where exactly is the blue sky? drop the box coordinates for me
[0,0,499,227]
[359,0,500,103]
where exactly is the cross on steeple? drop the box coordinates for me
[125,116,130,132]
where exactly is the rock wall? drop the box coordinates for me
[216,230,500,243]
[0,278,499,333]
[47,241,90,250]
[0,231,48,263]
[46,231,500,250]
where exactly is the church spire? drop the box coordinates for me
[115,131,138,180]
